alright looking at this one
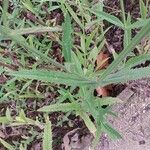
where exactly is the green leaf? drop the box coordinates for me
[95,97,122,107]
[2,0,9,26]
[7,69,97,86]
[62,13,73,62]
[38,103,80,113]
[65,3,84,29]
[0,116,10,124]
[123,13,132,48]
[100,19,150,80]
[101,122,122,140]
[88,9,124,28]
[77,111,97,135]
[12,26,62,35]
[22,0,37,15]
[43,119,52,150]
[127,19,150,29]
[99,67,150,86]
[125,54,150,68]
[140,0,147,19]
[0,138,15,150]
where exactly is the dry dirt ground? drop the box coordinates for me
[63,78,150,150]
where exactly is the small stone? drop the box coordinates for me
[139,140,145,145]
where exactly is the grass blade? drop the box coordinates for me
[62,13,73,62]
[43,119,52,150]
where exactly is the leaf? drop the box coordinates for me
[0,26,65,70]
[77,111,97,135]
[0,138,15,150]
[0,117,10,124]
[43,119,52,150]
[65,3,84,29]
[12,26,62,35]
[22,0,37,14]
[140,0,147,19]
[62,13,73,62]
[100,19,150,80]
[95,97,122,107]
[88,9,124,28]
[123,13,132,48]
[127,19,150,29]
[125,54,150,68]
[2,0,9,26]
[7,69,97,86]
[99,67,150,86]
[38,103,80,113]
[101,122,122,140]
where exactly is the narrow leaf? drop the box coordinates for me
[95,97,122,107]
[102,123,122,140]
[78,111,97,135]
[43,119,52,150]
[62,13,72,62]
[0,138,15,150]
[140,0,147,19]
[7,69,97,86]
[88,9,124,28]
[38,103,80,112]
[99,67,150,86]
[65,3,83,29]
[125,54,150,68]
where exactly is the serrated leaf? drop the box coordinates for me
[0,138,15,150]
[127,19,150,29]
[99,67,150,86]
[43,119,52,150]
[101,123,122,140]
[88,9,124,28]
[38,103,80,113]
[22,0,37,14]
[140,0,147,19]
[7,69,97,87]
[62,13,73,62]
[125,54,150,68]
[95,97,122,107]
[65,3,83,29]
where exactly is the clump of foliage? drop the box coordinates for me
[0,0,150,149]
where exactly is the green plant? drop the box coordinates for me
[1,0,150,149]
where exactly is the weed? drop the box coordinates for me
[0,0,150,149]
